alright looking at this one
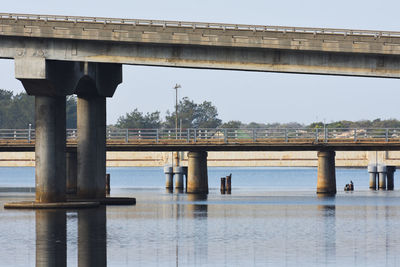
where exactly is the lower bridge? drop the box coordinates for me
[0,127,399,201]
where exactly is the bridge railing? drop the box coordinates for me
[1,128,400,144]
[1,13,400,38]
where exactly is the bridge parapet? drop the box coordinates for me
[1,128,400,151]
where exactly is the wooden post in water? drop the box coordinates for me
[105,173,110,195]
[220,177,226,194]
[226,174,232,194]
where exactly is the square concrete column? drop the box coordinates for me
[317,151,337,195]
[77,95,106,199]
[35,96,66,203]
[187,151,209,194]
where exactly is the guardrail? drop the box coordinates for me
[0,13,399,38]
[0,128,400,144]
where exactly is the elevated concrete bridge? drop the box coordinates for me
[1,13,400,206]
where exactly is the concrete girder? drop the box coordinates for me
[3,36,400,78]
[15,57,122,97]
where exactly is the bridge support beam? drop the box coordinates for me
[187,151,208,194]
[317,151,337,195]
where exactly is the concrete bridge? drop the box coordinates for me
[2,13,400,206]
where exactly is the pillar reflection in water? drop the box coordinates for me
[35,210,67,267]
[185,194,208,265]
[78,206,107,267]
[317,204,336,265]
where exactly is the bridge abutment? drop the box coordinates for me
[317,151,337,195]
[187,151,209,194]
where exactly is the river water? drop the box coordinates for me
[0,167,399,266]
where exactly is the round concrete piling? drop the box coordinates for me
[164,166,174,189]
[317,151,337,195]
[187,151,209,194]
[66,151,78,194]
[386,166,396,190]
[77,95,107,199]
[174,166,184,190]
[368,165,377,190]
[35,96,67,203]
[377,164,387,190]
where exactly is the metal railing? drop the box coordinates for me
[0,13,399,38]
[0,128,400,144]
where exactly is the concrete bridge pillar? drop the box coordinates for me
[317,151,337,195]
[15,59,76,203]
[368,165,377,190]
[187,151,208,194]
[74,62,122,199]
[76,95,107,198]
[377,165,387,190]
[174,166,184,190]
[66,151,77,194]
[13,58,122,205]
[34,96,67,202]
[386,166,396,190]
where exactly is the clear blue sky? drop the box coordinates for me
[1,0,399,125]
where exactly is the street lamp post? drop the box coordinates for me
[172,84,181,167]
[173,84,181,139]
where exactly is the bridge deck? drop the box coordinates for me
[1,13,400,77]
[1,138,400,152]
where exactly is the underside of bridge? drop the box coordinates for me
[4,13,400,206]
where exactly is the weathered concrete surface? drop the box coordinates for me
[75,62,122,199]
[317,151,337,194]
[66,151,77,194]
[2,15,400,78]
[77,95,106,199]
[187,151,208,194]
[34,96,66,203]
[2,151,400,167]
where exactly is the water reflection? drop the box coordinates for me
[35,207,107,267]
[317,205,336,265]
[78,206,107,267]
[186,194,208,218]
[35,210,67,267]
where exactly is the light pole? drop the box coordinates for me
[173,84,181,139]
[172,84,181,167]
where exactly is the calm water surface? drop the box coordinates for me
[0,167,399,266]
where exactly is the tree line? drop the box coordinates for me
[1,88,400,129]
[0,89,76,129]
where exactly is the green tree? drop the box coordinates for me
[221,120,243,128]
[66,95,77,128]
[164,97,222,128]
[116,108,161,128]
